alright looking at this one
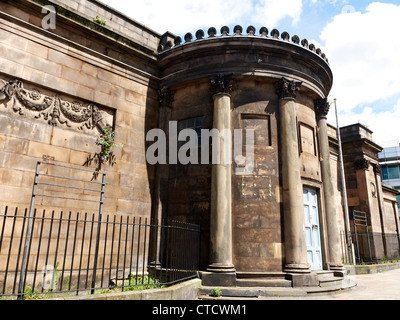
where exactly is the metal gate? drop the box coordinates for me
[352,210,372,264]
[17,161,105,299]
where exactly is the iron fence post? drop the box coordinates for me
[17,162,40,300]
[91,173,106,294]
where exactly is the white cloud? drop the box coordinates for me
[99,0,304,35]
[320,3,400,112]
[331,98,400,146]
[251,0,303,27]
[321,2,400,145]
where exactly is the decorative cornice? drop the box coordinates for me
[158,25,329,64]
[314,98,330,120]
[274,77,302,100]
[158,86,174,108]
[209,74,234,96]
[0,79,110,132]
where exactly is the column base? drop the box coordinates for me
[329,264,348,277]
[286,272,319,287]
[329,263,345,270]
[283,263,311,274]
[201,271,237,287]
[207,263,236,273]
[283,263,319,286]
[203,263,236,287]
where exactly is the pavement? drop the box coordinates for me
[199,267,400,300]
[302,267,400,300]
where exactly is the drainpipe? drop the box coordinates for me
[334,99,356,265]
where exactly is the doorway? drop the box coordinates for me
[303,187,323,271]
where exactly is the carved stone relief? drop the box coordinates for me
[0,78,114,134]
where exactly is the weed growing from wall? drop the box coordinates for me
[84,126,122,180]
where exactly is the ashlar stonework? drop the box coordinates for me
[0,0,398,289]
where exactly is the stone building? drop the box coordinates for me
[378,145,400,213]
[332,124,400,262]
[0,0,398,290]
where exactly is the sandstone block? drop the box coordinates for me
[27,141,71,163]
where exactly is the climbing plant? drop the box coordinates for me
[84,126,122,180]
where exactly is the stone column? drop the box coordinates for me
[373,163,388,258]
[149,87,174,268]
[203,74,236,286]
[275,77,310,274]
[315,98,345,272]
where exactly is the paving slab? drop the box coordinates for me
[302,267,400,300]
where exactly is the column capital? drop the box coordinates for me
[314,98,330,120]
[354,158,370,171]
[158,86,174,108]
[373,163,382,175]
[210,74,233,96]
[274,77,302,100]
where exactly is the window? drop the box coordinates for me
[382,166,389,180]
[388,165,400,179]
[177,117,203,148]
[382,165,400,180]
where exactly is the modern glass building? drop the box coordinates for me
[378,145,400,213]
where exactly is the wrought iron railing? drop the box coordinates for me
[0,206,200,299]
[340,231,400,264]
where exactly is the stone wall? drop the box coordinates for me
[162,80,213,269]
[0,0,160,218]
[231,78,281,272]
[382,187,400,258]
[49,0,160,51]
[297,94,321,183]
[328,123,400,261]
[4,0,398,283]
[326,124,346,231]
[0,0,164,285]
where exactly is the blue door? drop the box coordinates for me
[303,187,322,271]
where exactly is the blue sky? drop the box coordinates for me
[100,0,400,146]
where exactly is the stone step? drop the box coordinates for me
[198,286,306,299]
[236,271,287,279]
[315,270,335,279]
[237,278,292,288]
[315,270,348,288]
[318,276,344,288]
[305,278,357,295]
